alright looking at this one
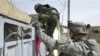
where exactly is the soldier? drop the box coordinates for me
[34,20,100,56]
[34,3,59,37]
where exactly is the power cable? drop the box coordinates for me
[60,0,67,25]
[60,0,67,13]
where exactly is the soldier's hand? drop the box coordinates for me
[31,19,41,30]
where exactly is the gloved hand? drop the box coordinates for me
[31,19,41,30]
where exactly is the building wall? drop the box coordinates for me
[0,0,31,23]
[89,26,100,43]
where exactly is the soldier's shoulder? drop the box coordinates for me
[87,39,98,46]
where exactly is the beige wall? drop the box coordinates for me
[89,26,100,43]
[0,0,31,23]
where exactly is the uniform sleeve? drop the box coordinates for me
[87,39,100,56]
[36,30,56,51]
[36,30,83,55]
[56,40,84,55]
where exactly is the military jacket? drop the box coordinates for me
[36,29,100,56]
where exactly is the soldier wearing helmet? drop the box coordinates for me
[33,4,59,37]
[34,20,100,56]
[68,21,89,41]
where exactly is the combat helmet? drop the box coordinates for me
[34,3,42,13]
[68,21,90,35]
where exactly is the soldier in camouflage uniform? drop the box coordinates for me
[34,3,59,37]
[34,20,100,56]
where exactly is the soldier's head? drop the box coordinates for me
[34,3,42,13]
[34,4,51,14]
[68,21,90,40]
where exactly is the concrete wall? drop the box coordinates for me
[0,0,31,23]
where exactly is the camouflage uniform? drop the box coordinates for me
[34,4,59,37]
[36,21,100,56]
